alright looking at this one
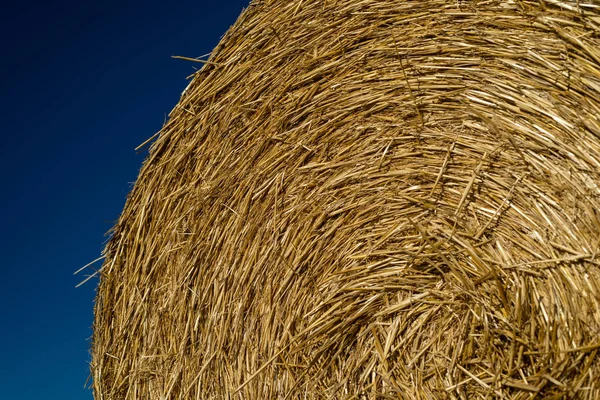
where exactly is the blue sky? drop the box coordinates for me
[0,1,248,398]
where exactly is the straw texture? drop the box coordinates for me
[92,0,600,398]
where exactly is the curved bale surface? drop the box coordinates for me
[93,0,600,398]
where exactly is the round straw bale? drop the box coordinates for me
[92,0,600,398]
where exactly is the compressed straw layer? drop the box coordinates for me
[93,0,600,398]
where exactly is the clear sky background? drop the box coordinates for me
[0,1,248,398]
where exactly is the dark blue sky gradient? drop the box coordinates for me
[0,1,248,398]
